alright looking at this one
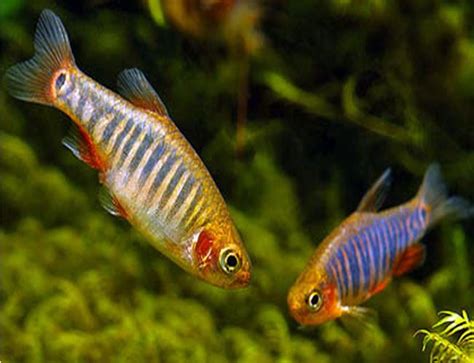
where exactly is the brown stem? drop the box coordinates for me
[235,56,249,158]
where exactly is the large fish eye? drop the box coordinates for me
[219,248,241,274]
[306,290,323,311]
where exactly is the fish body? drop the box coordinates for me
[288,165,472,325]
[5,10,251,288]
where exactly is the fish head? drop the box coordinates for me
[191,225,251,289]
[287,272,341,326]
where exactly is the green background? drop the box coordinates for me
[0,0,473,362]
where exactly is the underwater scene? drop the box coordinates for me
[0,0,473,362]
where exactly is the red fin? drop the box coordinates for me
[99,188,129,219]
[370,277,391,296]
[116,68,169,117]
[62,125,105,170]
[393,244,426,277]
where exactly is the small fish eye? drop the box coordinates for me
[306,290,323,311]
[55,72,66,90]
[219,248,241,274]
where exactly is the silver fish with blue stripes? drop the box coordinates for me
[287,164,472,325]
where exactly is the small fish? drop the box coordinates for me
[5,10,251,288]
[161,0,263,55]
[287,164,472,325]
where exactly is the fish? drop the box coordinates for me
[161,0,263,55]
[5,9,251,289]
[287,164,472,325]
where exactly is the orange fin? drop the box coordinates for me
[393,244,426,277]
[357,168,392,212]
[62,125,104,170]
[369,277,391,296]
[99,188,129,219]
[116,68,169,117]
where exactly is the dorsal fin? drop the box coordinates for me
[116,68,169,117]
[357,168,392,212]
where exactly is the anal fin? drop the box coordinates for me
[62,125,104,170]
[99,188,129,219]
[369,277,391,296]
[393,244,426,277]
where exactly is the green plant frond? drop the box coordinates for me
[459,330,474,345]
[416,310,474,363]
[416,330,433,352]
[436,311,474,339]
[417,330,468,362]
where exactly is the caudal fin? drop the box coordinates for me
[416,163,473,226]
[4,9,75,106]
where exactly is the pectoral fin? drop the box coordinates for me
[340,305,377,331]
[340,306,379,334]
[342,305,375,320]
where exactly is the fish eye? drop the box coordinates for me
[55,72,67,91]
[306,290,323,311]
[219,248,241,274]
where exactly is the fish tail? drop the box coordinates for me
[416,163,473,227]
[4,9,75,106]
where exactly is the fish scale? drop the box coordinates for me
[5,9,251,288]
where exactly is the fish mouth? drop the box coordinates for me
[287,293,310,324]
[288,302,304,323]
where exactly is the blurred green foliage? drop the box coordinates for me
[0,0,472,362]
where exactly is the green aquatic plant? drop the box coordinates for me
[416,310,474,363]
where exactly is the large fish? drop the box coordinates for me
[5,10,251,288]
[287,164,472,325]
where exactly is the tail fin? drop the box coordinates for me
[416,163,473,226]
[4,9,75,106]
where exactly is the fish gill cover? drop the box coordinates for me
[0,0,473,362]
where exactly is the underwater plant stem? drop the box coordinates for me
[263,71,416,145]
[236,56,249,157]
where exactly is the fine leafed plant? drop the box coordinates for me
[416,310,474,363]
